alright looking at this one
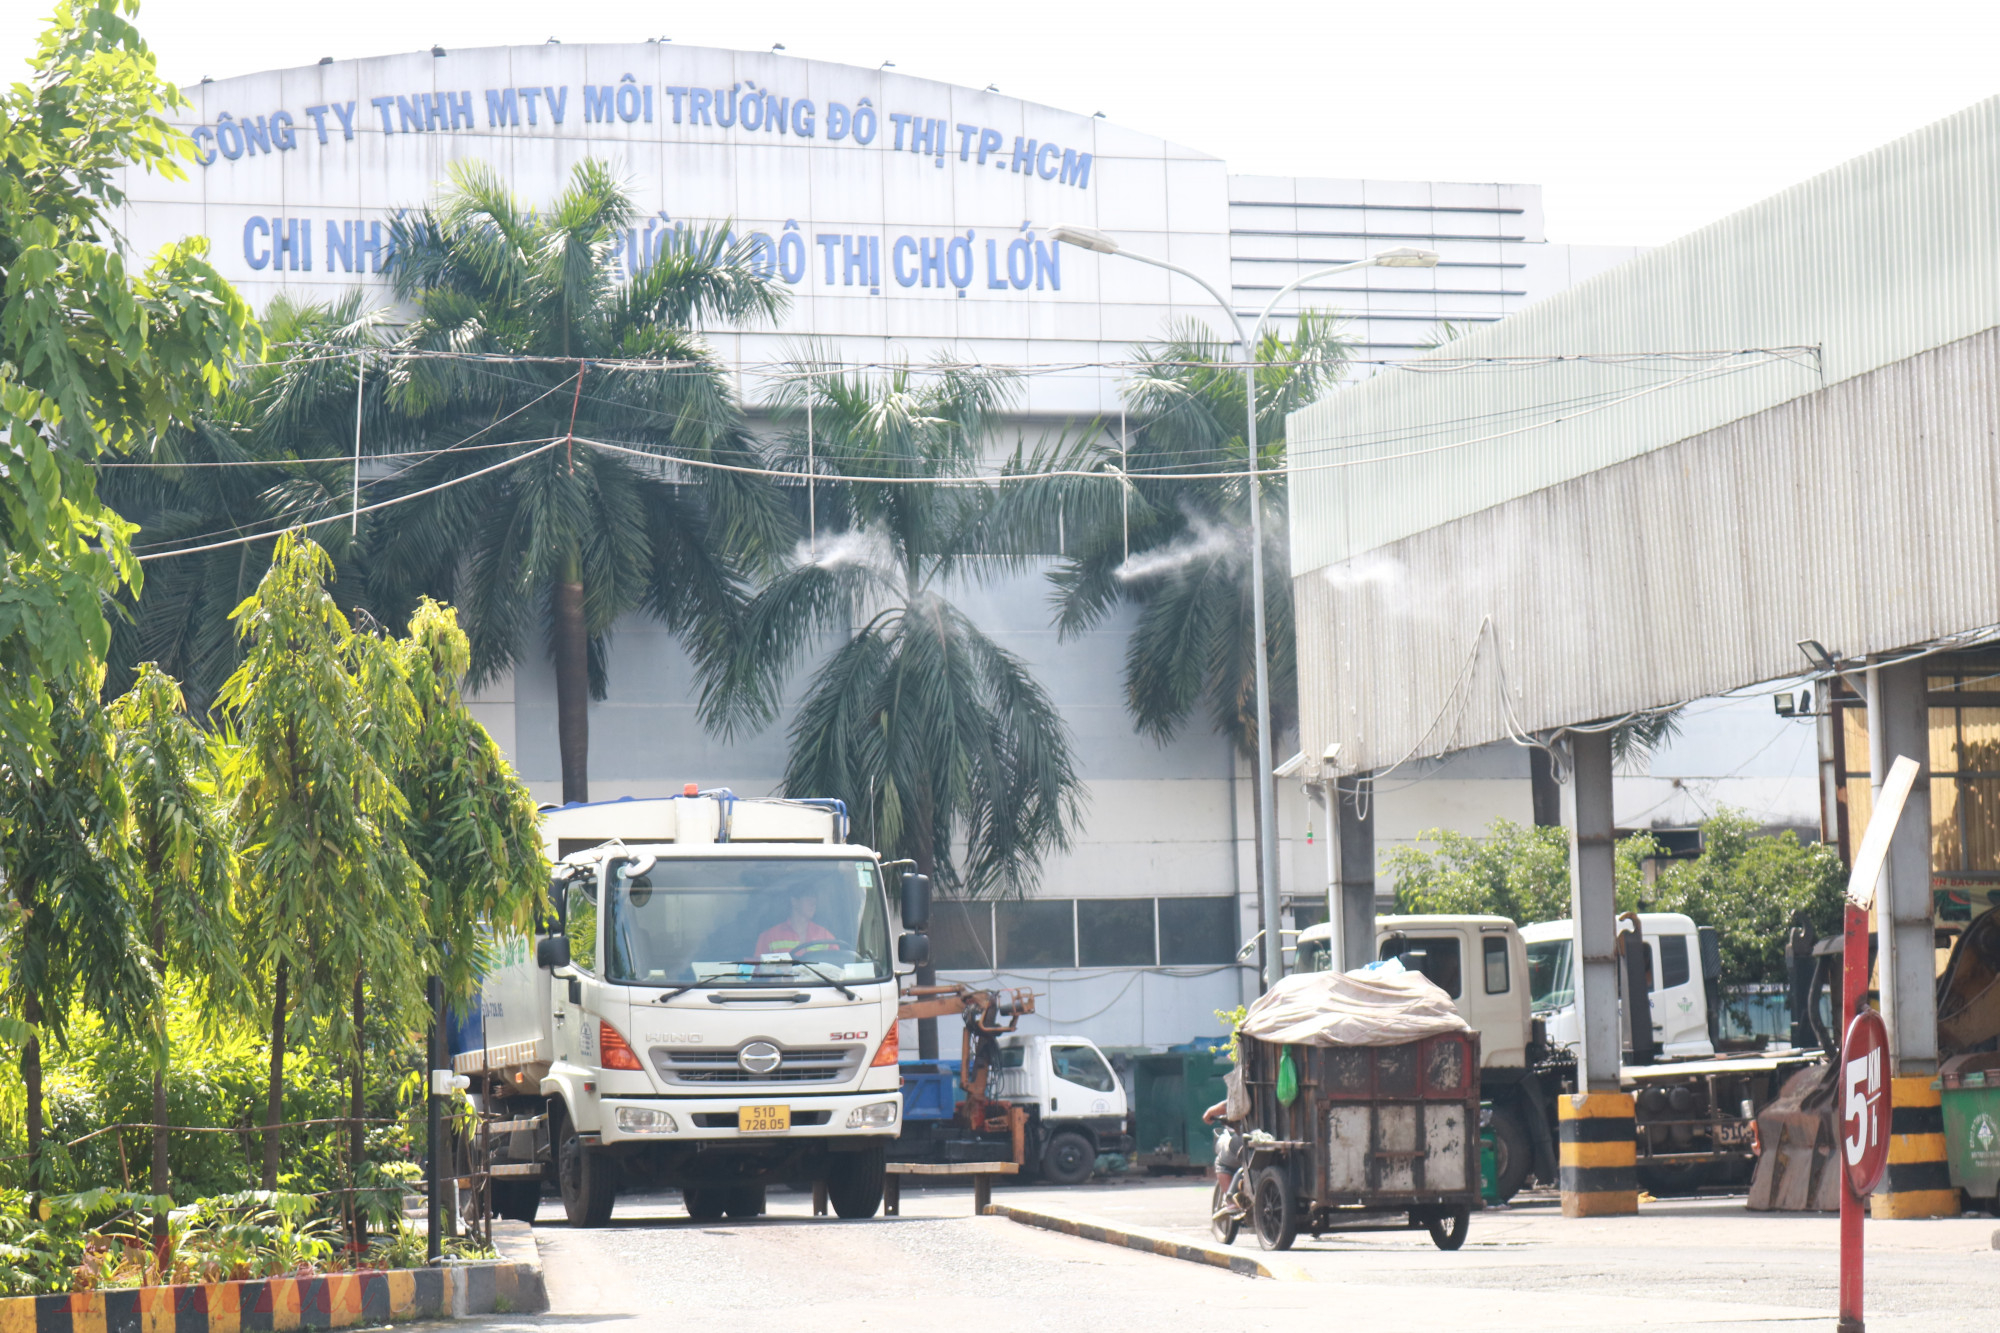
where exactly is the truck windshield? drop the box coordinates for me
[1295,938,1332,974]
[1526,937,1573,1013]
[603,857,891,987]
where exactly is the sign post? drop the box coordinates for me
[1836,753,1918,1333]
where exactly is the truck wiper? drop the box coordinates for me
[794,959,858,1000]
[655,983,703,1002]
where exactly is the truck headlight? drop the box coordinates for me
[616,1107,679,1134]
[845,1100,899,1129]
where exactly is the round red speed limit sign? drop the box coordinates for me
[1841,1009,1892,1196]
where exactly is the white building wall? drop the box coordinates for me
[134,42,1634,1054]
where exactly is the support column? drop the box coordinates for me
[1866,660,1952,1218]
[1334,772,1376,972]
[1560,728,1636,1217]
[1564,730,1621,1092]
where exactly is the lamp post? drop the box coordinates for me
[1047,226,1438,991]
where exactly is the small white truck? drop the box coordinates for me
[1519,913,1716,1060]
[454,791,931,1226]
[990,1033,1131,1182]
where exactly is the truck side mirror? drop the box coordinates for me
[536,936,571,970]
[898,932,931,966]
[900,873,932,931]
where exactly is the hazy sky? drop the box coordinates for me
[9,0,2000,245]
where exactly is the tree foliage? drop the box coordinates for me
[0,0,253,763]
[1649,811,1845,987]
[217,533,423,1044]
[720,360,1083,897]
[1037,314,1352,755]
[370,159,789,803]
[1387,818,1660,924]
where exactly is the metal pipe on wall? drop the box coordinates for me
[1336,772,1376,972]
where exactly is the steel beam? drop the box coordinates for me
[1564,730,1621,1091]
[1867,660,1939,1076]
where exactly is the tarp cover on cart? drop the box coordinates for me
[1238,965,1471,1047]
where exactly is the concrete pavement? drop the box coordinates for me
[458,1179,2000,1333]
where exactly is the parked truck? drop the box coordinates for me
[452,791,933,1227]
[895,1031,1133,1184]
[1296,911,1822,1198]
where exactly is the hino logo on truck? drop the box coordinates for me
[646,1033,704,1044]
[738,1042,783,1074]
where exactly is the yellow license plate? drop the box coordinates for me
[739,1104,791,1134]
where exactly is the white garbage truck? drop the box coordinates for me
[453,790,931,1227]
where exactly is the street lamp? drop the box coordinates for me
[1048,226,1438,991]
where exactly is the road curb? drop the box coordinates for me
[981,1203,1311,1281]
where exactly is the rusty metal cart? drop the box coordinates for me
[1227,1030,1483,1251]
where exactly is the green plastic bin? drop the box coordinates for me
[1939,1054,2000,1207]
[1132,1050,1231,1172]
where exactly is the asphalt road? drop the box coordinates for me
[462,1181,2000,1333]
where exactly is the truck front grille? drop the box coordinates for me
[650,1045,862,1086]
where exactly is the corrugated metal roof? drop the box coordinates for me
[1295,325,2000,775]
[1288,95,2000,577]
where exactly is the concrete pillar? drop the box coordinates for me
[1563,729,1621,1092]
[1559,728,1636,1218]
[1865,660,1953,1219]
[1866,660,1937,1076]
[1335,772,1376,972]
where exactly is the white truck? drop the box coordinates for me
[1296,911,1817,1197]
[454,791,931,1227]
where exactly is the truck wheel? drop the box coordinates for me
[1251,1166,1298,1251]
[1039,1131,1096,1187]
[491,1178,543,1224]
[826,1145,886,1219]
[682,1187,725,1221]
[1426,1206,1470,1251]
[1489,1104,1532,1202]
[557,1126,617,1227]
[723,1184,766,1218]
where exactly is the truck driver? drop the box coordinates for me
[755,891,838,957]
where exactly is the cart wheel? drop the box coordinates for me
[1209,1174,1240,1246]
[1252,1166,1298,1251]
[1426,1206,1470,1251]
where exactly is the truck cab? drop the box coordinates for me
[1519,912,1717,1060]
[460,792,928,1227]
[987,1033,1133,1185]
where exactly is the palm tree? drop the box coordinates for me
[719,359,1083,891]
[1045,313,1352,757]
[713,359,1085,1054]
[372,159,790,804]
[997,315,1352,909]
[100,294,386,712]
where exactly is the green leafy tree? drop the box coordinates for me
[108,665,239,1258]
[1387,818,1661,922]
[0,685,145,1193]
[0,0,254,763]
[372,159,789,803]
[215,533,423,1190]
[1650,810,1845,987]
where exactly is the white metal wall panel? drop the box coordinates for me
[1297,326,2000,775]
[1288,96,2000,577]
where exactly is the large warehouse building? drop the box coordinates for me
[123,42,1637,1049]
[1286,93,2000,1217]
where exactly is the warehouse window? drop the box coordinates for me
[930,901,994,970]
[1158,897,1237,965]
[997,899,1076,968]
[1078,898,1157,966]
